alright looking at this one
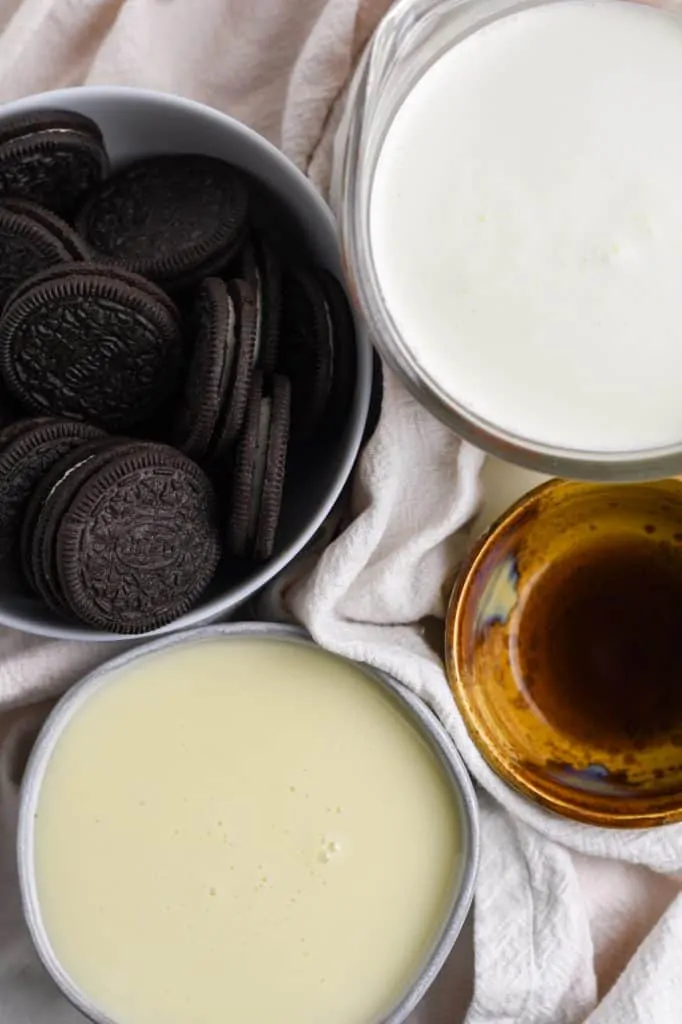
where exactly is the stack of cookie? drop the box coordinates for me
[0,109,356,633]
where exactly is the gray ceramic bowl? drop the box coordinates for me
[0,87,372,640]
[17,622,479,1024]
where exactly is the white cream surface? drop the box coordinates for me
[32,637,460,1024]
[370,0,682,452]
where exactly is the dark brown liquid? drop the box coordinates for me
[517,537,682,748]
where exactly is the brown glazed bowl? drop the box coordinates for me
[446,477,682,828]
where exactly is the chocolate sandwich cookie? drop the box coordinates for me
[254,374,291,562]
[317,269,357,436]
[238,232,282,373]
[0,201,87,310]
[174,278,237,461]
[0,418,105,572]
[227,373,264,559]
[21,438,107,599]
[0,416,54,451]
[0,109,104,148]
[278,267,333,439]
[209,279,258,465]
[55,443,221,633]
[0,264,182,429]
[26,439,142,613]
[4,260,180,322]
[1,199,91,259]
[0,108,108,218]
[227,373,290,561]
[76,154,249,289]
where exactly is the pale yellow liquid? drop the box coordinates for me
[33,637,461,1024]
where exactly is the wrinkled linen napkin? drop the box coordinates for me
[0,3,680,1023]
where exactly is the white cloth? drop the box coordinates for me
[284,371,682,1024]
[0,3,680,1024]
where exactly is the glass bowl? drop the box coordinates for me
[334,0,682,482]
[445,477,682,827]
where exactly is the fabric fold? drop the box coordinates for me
[464,796,597,1024]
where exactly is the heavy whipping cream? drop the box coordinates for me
[32,637,461,1024]
[370,0,682,452]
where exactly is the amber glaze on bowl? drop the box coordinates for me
[446,477,682,828]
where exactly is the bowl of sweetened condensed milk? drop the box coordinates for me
[17,623,478,1024]
[336,0,682,480]
[446,477,682,828]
